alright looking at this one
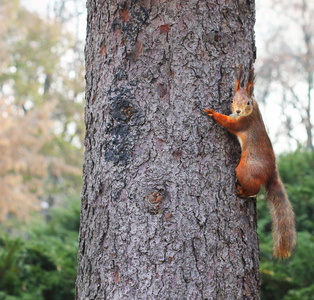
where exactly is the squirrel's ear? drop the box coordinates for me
[234,65,244,92]
[247,67,255,97]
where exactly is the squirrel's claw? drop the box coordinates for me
[237,184,246,198]
[203,108,214,116]
[237,184,257,198]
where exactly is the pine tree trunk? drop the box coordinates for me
[76,0,260,299]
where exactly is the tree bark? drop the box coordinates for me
[76,0,260,299]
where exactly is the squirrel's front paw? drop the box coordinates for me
[203,108,215,116]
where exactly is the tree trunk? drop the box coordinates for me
[76,0,260,299]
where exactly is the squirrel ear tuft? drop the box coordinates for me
[247,67,255,97]
[234,65,244,92]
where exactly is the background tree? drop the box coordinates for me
[0,0,84,220]
[76,0,259,298]
[256,0,314,151]
[0,98,54,220]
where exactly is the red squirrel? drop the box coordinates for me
[203,66,296,259]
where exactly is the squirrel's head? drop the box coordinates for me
[231,66,255,117]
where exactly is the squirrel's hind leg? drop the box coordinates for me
[236,165,262,198]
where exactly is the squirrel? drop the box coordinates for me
[203,66,296,260]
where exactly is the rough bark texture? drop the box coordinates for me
[76,0,260,299]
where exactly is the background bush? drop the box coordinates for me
[0,198,80,300]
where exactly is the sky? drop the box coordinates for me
[22,0,49,15]
[22,0,87,40]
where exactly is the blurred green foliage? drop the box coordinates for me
[0,198,80,300]
[259,149,314,300]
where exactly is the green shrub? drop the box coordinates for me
[0,198,80,299]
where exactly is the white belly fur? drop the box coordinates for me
[237,136,243,149]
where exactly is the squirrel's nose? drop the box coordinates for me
[236,110,241,114]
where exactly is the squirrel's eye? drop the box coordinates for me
[247,101,250,105]
[231,99,234,103]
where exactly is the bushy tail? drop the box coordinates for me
[266,174,296,259]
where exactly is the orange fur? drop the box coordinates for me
[203,68,296,259]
